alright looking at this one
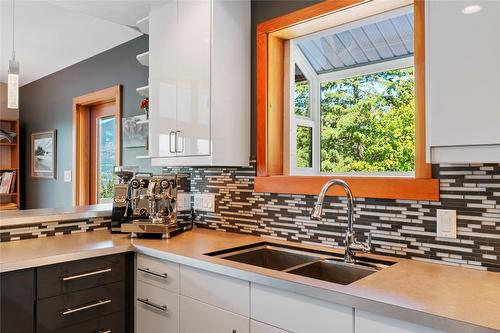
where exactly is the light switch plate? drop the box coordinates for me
[64,170,72,182]
[193,193,216,212]
[436,209,457,238]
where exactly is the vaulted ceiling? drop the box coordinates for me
[0,1,163,86]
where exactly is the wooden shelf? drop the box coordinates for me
[136,85,149,97]
[0,119,20,210]
[136,51,149,67]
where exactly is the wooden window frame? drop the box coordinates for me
[72,85,122,206]
[255,0,439,201]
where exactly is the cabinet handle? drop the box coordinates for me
[62,268,112,281]
[137,267,168,279]
[62,299,111,315]
[137,297,168,312]
[169,130,176,153]
[175,130,184,153]
[98,330,111,333]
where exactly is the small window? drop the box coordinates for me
[288,6,415,176]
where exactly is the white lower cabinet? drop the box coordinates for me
[355,310,446,333]
[180,295,249,333]
[251,283,353,333]
[136,280,179,333]
[251,320,289,333]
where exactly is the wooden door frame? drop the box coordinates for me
[72,85,122,206]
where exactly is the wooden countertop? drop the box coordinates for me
[0,228,499,332]
[0,204,112,227]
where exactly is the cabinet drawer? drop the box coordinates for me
[180,265,249,316]
[137,254,179,292]
[1,268,35,333]
[49,311,126,333]
[355,310,445,333]
[136,280,179,333]
[37,254,126,299]
[180,296,249,333]
[251,283,353,333]
[36,281,126,332]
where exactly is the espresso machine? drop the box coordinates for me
[119,173,193,239]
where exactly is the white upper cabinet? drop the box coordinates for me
[426,0,500,163]
[148,0,250,166]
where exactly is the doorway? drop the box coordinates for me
[72,85,121,205]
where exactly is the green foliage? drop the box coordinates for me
[99,178,114,200]
[296,126,312,168]
[310,67,415,173]
[294,80,310,117]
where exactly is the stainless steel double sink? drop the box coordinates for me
[206,242,395,285]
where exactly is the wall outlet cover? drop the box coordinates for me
[436,209,457,238]
[193,193,216,212]
[177,193,192,211]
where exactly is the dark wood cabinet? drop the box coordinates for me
[1,252,133,333]
[0,268,35,333]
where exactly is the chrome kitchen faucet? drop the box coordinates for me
[311,179,371,263]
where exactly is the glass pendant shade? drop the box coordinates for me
[7,59,19,109]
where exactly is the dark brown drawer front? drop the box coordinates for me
[37,254,125,299]
[48,311,126,333]
[36,281,125,332]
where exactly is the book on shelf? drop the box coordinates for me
[0,171,16,193]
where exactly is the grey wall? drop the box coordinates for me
[20,35,159,209]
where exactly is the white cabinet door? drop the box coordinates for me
[180,265,250,316]
[136,280,179,333]
[180,296,249,333]
[251,320,289,333]
[251,283,353,333]
[427,0,500,162]
[137,254,180,292]
[355,310,446,333]
[176,0,211,157]
[149,1,178,158]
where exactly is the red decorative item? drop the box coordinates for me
[140,97,149,112]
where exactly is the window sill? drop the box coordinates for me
[254,176,440,201]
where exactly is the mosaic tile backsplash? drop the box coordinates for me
[165,162,500,272]
[0,218,111,242]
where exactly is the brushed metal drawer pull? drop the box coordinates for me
[137,267,168,279]
[137,297,168,312]
[62,268,112,281]
[62,299,111,315]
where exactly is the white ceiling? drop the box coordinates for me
[0,1,163,86]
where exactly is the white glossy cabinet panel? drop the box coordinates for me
[136,280,179,333]
[180,265,250,316]
[137,254,180,292]
[251,320,289,333]
[251,283,353,333]
[176,0,211,157]
[355,310,445,333]
[180,296,250,333]
[149,1,178,158]
[149,0,250,166]
[427,0,500,162]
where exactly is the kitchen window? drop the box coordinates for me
[288,7,415,176]
[256,0,439,200]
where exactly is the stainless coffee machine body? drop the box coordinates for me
[120,174,193,239]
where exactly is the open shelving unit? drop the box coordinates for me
[135,15,150,160]
[0,119,20,210]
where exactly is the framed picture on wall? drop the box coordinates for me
[122,115,148,148]
[31,130,57,179]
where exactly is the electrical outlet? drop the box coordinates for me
[176,193,192,211]
[437,209,457,238]
[193,193,203,211]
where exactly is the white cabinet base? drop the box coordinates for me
[355,310,445,333]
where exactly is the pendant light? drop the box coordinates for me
[7,0,19,109]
